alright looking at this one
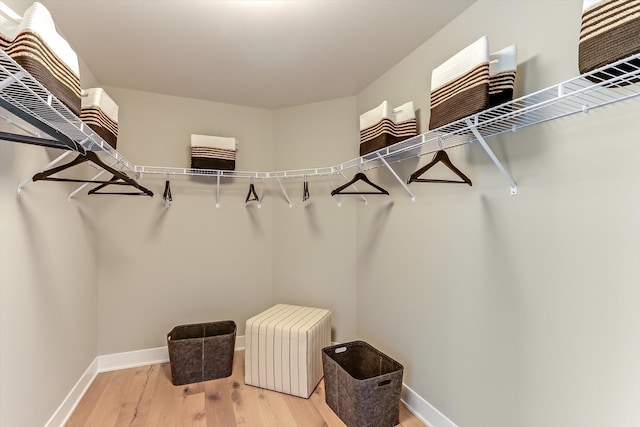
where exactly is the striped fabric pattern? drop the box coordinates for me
[392,101,418,138]
[359,100,395,155]
[359,100,418,155]
[579,0,640,74]
[190,134,237,170]
[244,304,331,398]
[80,88,119,148]
[359,119,395,142]
[429,36,489,130]
[0,2,81,115]
[489,45,517,107]
[359,100,393,137]
[190,146,236,160]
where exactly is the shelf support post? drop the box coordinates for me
[331,172,342,207]
[216,174,220,208]
[276,177,292,208]
[465,119,518,195]
[68,170,106,200]
[376,152,415,202]
[257,179,265,208]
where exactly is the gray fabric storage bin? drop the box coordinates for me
[167,320,236,386]
[322,340,404,427]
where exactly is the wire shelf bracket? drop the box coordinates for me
[465,118,518,195]
[276,177,292,208]
[68,170,106,201]
[376,152,416,202]
[216,175,221,208]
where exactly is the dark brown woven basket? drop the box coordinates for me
[167,320,236,386]
[578,2,640,85]
[322,341,404,427]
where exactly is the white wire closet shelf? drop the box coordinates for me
[135,52,640,184]
[0,50,136,175]
[1,49,640,190]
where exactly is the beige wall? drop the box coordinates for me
[272,97,359,342]
[95,87,275,354]
[0,143,99,427]
[0,1,100,425]
[356,1,640,426]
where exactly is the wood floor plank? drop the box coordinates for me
[114,364,160,427]
[204,375,237,427]
[66,351,425,427]
[229,353,267,426]
[110,365,153,426]
[65,371,111,427]
[254,387,299,427]
[81,368,132,427]
[129,364,161,427]
[144,363,183,427]
[399,402,426,427]
[284,390,328,427]
[309,379,346,427]
[182,392,207,427]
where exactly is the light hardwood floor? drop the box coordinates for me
[66,350,425,427]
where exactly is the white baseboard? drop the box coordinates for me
[44,358,99,427]
[46,336,245,426]
[98,335,245,373]
[98,346,170,372]
[48,336,454,427]
[401,383,459,427]
[235,334,244,350]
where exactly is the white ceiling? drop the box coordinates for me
[42,0,475,109]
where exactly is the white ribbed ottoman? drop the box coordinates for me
[244,304,331,398]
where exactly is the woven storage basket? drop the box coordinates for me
[167,320,236,386]
[429,36,490,129]
[578,0,640,83]
[322,341,404,427]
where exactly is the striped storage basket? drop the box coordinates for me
[359,100,395,155]
[391,101,418,142]
[579,0,640,81]
[0,2,81,115]
[80,88,119,149]
[489,45,517,107]
[359,101,418,156]
[429,36,490,129]
[190,134,237,170]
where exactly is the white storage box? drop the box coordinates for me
[245,304,331,398]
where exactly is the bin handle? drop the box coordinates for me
[378,379,391,387]
[334,346,347,354]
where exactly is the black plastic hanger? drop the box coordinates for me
[88,176,153,196]
[32,151,154,196]
[163,180,172,203]
[246,183,259,203]
[331,172,389,196]
[303,180,310,202]
[407,150,472,186]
